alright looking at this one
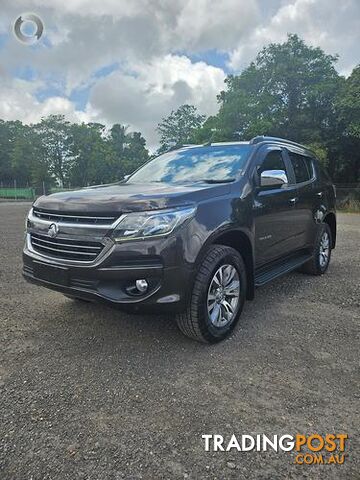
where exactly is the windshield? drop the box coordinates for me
[128,145,252,184]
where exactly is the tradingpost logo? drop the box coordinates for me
[202,433,348,465]
[13,13,44,45]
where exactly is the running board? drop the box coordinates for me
[255,254,312,287]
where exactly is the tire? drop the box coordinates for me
[299,223,332,275]
[176,245,247,343]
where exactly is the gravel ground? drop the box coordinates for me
[0,203,359,480]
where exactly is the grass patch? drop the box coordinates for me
[337,198,360,213]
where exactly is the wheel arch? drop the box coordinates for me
[198,229,255,300]
[323,212,336,248]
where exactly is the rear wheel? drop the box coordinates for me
[176,245,247,343]
[299,223,332,275]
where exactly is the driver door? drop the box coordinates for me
[253,146,300,267]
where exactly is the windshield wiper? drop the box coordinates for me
[198,178,236,184]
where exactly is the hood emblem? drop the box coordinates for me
[48,223,59,238]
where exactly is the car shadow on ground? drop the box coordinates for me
[39,269,314,355]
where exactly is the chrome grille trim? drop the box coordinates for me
[30,232,104,262]
[30,235,102,251]
[33,208,118,225]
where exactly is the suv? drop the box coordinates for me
[23,136,336,343]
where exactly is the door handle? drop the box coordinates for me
[316,192,323,198]
[289,197,298,206]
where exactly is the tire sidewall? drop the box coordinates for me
[314,223,332,274]
[196,250,247,342]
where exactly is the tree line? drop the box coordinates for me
[0,118,149,188]
[0,34,359,188]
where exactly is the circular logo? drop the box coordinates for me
[14,13,44,45]
[48,223,59,238]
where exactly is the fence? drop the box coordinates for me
[0,187,36,200]
[0,181,359,211]
[0,183,80,200]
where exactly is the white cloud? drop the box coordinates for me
[1,0,257,91]
[0,53,225,149]
[0,76,88,124]
[87,55,226,149]
[0,0,359,148]
[173,0,260,51]
[228,0,360,75]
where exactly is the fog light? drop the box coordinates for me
[135,279,148,293]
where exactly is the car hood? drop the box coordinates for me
[33,182,231,214]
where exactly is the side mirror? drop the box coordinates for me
[123,174,130,181]
[260,169,288,188]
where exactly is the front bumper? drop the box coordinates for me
[23,234,193,312]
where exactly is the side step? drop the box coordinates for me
[255,253,312,287]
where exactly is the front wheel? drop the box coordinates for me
[176,245,247,343]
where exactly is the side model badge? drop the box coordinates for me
[48,223,59,238]
[259,234,272,241]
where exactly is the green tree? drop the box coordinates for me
[10,123,40,185]
[122,131,149,174]
[337,65,360,138]
[34,115,73,186]
[108,125,149,179]
[0,120,22,184]
[110,124,128,158]
[333,65,360,182]
[213,34,342,144]
[69,122,111,187]
[157,104,205,152]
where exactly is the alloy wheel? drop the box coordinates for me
[319,231,330,268]
[207,264,240,327]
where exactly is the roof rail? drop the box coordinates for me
[249,136,305,149]
[181,143,209,147]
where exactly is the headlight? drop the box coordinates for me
[112,206,196,242]
[25,208,33,230]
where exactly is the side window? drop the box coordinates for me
[288,152,312,183]
[306,157,315,179]
[259,150,287,174]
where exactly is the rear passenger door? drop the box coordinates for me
[284,149,317,249]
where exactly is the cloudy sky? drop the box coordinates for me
[1,0,359,149]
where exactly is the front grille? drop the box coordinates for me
[33,208,118,225]
[30,232,104,262]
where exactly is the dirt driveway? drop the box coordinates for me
[0,203,359,479]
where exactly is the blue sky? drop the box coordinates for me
[1,0,359,148]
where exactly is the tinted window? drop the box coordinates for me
[289,152,312,183]
[129,145,251,184]
[259,150,287,173]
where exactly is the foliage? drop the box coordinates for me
[337,65,360,138]
[198,35,342,143]
[190,34,359,184]
[332,66,360,182]
[157,104,206,152]
[0,116,149,189]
